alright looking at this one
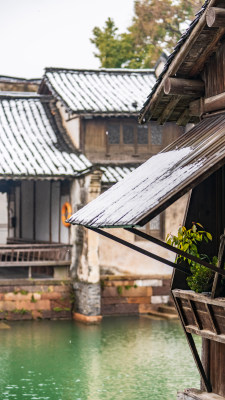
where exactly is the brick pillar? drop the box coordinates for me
[70,170,102,323]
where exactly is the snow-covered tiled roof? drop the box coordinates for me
[40,68,156,116]
[0,93,92,179]
[100,165,137,184]
[68,113,225,228]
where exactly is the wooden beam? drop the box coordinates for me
[189,92,225,116]
[206,7,225,27]
[164,77,205,96]
[157,95,182,125]
[176,109,191,126]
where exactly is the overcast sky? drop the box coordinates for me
[1,0,134,79]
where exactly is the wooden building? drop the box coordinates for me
[38,68,186,316]
[68,0,225,398]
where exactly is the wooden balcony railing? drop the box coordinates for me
[0,243,72,278]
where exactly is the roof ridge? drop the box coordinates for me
[0,92,53,100]
[44,67,155,74]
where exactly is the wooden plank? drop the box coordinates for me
[189,299,202,330]
[205,303,220,334]
[186,325,225,345]
[173,289,225,308]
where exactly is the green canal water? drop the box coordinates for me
[0,317,200,400]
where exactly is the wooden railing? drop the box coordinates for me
[0,244,72,278]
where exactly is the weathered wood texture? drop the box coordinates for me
[83,118,183,162]
[173,289,225,344]
[209,341,225,397]
[206,7,225,28]
[164,78,205,96]
[203,40,225,98]
[190,92,225,116]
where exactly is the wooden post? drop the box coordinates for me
[206,7,225,28]
[164,77,205,96]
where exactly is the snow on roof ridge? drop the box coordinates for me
[0,92,52,100]
[44,67,155,74]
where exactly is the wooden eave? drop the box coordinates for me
[140,0,225,126]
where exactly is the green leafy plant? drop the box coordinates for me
[166,223,216,293]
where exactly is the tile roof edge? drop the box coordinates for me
[44,67,155,74]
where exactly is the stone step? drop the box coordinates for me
[147,309,178,320]
[158,304,177,315]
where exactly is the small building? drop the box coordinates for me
[0,91,96,319]
[39,68,186,315]
[68,0,225,398]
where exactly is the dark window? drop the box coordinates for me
[149,214,160,230]
[135,213,163,241]
[123,125,134,144]
[107,125,120,144]
[151,124,163,145]
[137,125,148,144]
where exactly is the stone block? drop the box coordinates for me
[101,303,139,316]
[32,310,42,320]
[151,295,170,304]
[41,292,62,300]
[4,292,32,301]
[127,296,151,304]
[139,304,153,314]
[134,279,163,287]
[0,301,17,312]
[102,286,152,297]
[74,281,101,316]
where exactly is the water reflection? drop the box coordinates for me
[0,317,200,400]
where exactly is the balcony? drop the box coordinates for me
[0,243,72,279]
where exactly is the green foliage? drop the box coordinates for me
[166,223,215,293]
[53,307,70,312]
[14,289,28,295]
[31,295,37,303]
[90,0,204,68]
[13,308,29,315]
[117,286,123,295]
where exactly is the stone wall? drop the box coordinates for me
[0,280,72,320]
[101,275,171,316]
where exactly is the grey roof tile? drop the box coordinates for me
[0,93,92,179]
[41,68,156,116]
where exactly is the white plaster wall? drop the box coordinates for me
[0,193,7,244]
[35,181,51,242]
[21,181,34,240]
[51,181,60,243]
[15,186,20,239]
[57,103,80,149]
[99,194,189,277]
